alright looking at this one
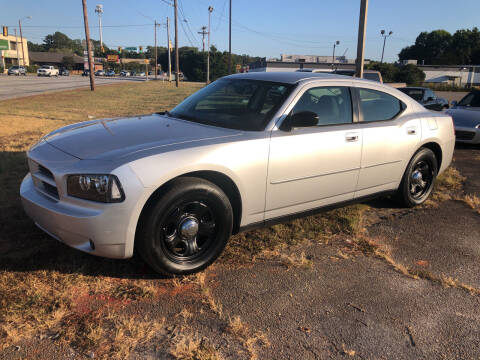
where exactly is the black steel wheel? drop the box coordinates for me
[137,177,233,276]
[397,148,438,207]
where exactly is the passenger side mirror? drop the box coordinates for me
[427,96,435,102]
[451,100,457,107]
[280,111,319,131]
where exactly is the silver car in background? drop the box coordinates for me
[20,72,455,275]
[447,90,480,144]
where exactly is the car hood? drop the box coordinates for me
[43,114,243,160]
[446,107,480,128]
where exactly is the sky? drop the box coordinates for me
[1,0,480,63]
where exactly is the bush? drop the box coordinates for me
[0,65,4,74]
[26,65,39,73]
[422,83,468,92]
[396,64,426,85]
[366,62,399,83]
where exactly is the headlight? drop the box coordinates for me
[476,123,480,129]
[67,175,125,203]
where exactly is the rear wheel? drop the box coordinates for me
[397,148,438,207]
[137,177,233,276]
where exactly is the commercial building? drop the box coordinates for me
[0,32,29,70]
[419,65,480,87]
[280,54,354,64]
[249,58,357,73]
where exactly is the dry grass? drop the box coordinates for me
[428,166,465,203]
[464,194,480,214]
[255,247,313,269]
[170,334,222,360]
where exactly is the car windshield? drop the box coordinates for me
[399,88,424,101]
[40,66,50,69]
[169,78,293,131]
[10,66,18,70]
[458,92,480,107]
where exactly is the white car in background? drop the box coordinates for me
[20,72,455,275]
[37,65,59,77]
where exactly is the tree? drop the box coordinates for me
[396,64,425,85]
[366,61,399,82]
[398,27,480,65]
[62,56,75,70]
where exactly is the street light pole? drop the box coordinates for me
[355,0,368,79]
[14,28,20,66]
[167,16,172,82]
[207,6,213,84]
[228,0,232,74]
[332,40,340,64]
[18,16,31,67]
[95,5,104,52]
[154,20,158,80]
[380,30,393,63]
[174,0,179,87]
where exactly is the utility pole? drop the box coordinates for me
[14,28,20,66]
[174,0,179,87]
[18,21,25,66]
[355,0,368,79]
[380,29,393,63]
[154,20,158,80]
[207,6,213,84]
[167,16,172,82]
[95,4,103,52]
[198,26,207,52]
[82,0,95,91]
[228,0,232,74]
[332,40,340,64]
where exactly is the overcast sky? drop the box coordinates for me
[2,0,480,62]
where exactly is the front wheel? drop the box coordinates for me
[396,148,438,207]
[137,177,233,276]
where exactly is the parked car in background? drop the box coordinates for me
[138,72,146,77]
[130,71,137,76]
[8,66,27,76]
[296,68,331,73]
[95,70,105,76]
[59,68,70,76]
[82,69,90,77]
[105,70,116,77]
[120,70,131,77]
[446,90,480,144]
[20,72,454,275]
[398,87,449,111]
[37,65,59,77]
[331,69,383,83]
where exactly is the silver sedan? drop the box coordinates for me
[447,90,480,144]
[20,72,455,275]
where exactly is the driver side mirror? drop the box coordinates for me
[451,100,458,107]
[280,111,319,131]
[427,96,435,102]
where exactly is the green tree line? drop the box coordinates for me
[398,27,480,65]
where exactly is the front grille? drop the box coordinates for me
[28,159,59,201]
[455,130,475,141]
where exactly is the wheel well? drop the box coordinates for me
[136,171,243,240]
[421,142,442,170]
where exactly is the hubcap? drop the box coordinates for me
[409,160,433,199]
[159,201,217,261]
[179,218,199,238]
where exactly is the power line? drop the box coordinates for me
[178,0,202,48]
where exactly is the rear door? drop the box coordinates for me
[353,86,421,198]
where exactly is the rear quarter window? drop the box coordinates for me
[358,88,405,122]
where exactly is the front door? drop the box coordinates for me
[265,85,362,220]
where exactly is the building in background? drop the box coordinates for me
[279,54,354,64]
[0,32,29,70]
[419,65,480,87]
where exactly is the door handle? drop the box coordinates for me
[407,127,417,135]
[345,132,359,142]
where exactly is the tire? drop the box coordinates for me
[396,148,438,207]
[137,177,233,276]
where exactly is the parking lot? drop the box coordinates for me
[0,75,151,101]
[0,82,479,359]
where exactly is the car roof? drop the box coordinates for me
[223,71,350,84]
[400,87,426,90]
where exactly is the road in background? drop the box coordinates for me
[0,75,154,101]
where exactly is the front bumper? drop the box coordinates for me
[21,173,133,258]
[455,126,480,144]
